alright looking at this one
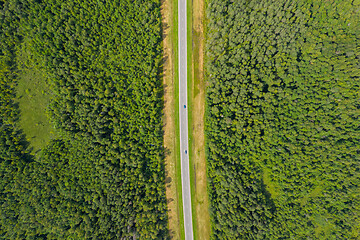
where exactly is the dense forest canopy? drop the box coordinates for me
[0,0,168,239]
[205,0,360,239]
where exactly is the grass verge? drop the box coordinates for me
[188,0,211,239]
[161,0,184,239]
[186,0,197,239]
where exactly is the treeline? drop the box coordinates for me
[205,0,360,239]
[1,0,168,239]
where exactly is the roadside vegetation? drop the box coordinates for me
[161,0,184,238]
[205,0,360,239]
[1,0,168,239]
[188,0,211,239]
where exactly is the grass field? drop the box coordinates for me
[15,40,56,155]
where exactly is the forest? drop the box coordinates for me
[1,0,168,239]
[205,0,360,239]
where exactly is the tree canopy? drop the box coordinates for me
[0,0,169,239]
[205,0,360,239]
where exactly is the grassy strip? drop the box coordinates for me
[186,0,198,239]
[161,0,183,238]
[187,0,211,238]
[172,0,186,239]
[201,2,212,237]
[189,0,211,236]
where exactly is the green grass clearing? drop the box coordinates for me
[15,40,56,155]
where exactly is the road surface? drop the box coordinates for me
[178,0,194,239]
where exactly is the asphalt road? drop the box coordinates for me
[178,0,194,239]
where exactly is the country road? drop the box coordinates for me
[178,0,194,239]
